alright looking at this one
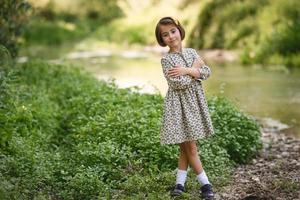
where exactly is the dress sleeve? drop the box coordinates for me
[161,57,193,90]
[191,49,212,81]
[197,65,211,80]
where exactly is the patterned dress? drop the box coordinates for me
[160,48,214,145]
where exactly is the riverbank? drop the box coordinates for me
[217,118,300,200]
[144,45,238,64]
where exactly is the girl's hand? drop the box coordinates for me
[167,65,188,77]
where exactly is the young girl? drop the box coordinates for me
[155,17,215,199]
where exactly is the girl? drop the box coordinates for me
[155,17,215,199]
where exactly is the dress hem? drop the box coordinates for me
[160,134,213,145]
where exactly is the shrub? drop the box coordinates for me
[0,70,16,147]
[0,0,31,58]
[189,0,300,67]
[208,96,262,164]
[0,61,262,198]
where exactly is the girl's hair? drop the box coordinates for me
[155,17,185,47]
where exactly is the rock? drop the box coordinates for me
[281,151,290,157]
[292,145,300,151]
[257,117,290,133]
[252,176,260,182]
[290,159,298,165]
[218,119,300,200]
[269,163,276,168]
[275,154,283,159]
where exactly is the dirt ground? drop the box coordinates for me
[217,118,300,200]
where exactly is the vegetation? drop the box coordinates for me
[18,0,122,59]
[0,1,295,199]
[21,0,201,50]
[0,0,31,58]
[189,0,300,67]
[23,0,122,46]
[0,58,262,199]
[10,0,297,67]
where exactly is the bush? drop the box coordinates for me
[16,0,123,51]
[189,0,300,67]
[0,61,262,198]
[92,21,151,45]
[0,0,31,58]
[208,96,262,164]
[22,16,106,46]
[33,0,122,23]
[0,70,15,147]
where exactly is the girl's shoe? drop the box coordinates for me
[170,184,185,197]
[200,184,214,199]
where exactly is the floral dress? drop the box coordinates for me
[160,48,214,145]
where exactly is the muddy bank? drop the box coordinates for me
[217,118,300,200]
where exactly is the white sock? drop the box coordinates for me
[176,169,188,186]
[197,170,210,186]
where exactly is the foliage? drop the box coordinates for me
[92,21,150,45]
[189,0,300,67]
[22,0,202,48]
[0,61,261,199]
[208,96,262,164]
[22,0,123,46]
[0,0,31,58]
[189,0,267,49]
[33,0,122,23]
[254,0,300,67]
[22,18,96,46]
[20,0,128,48]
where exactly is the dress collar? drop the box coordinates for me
[168,48,185,54]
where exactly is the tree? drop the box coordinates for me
[0,0,31,58]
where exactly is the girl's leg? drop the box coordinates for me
[178,143,189,170]
[182,141,203,174]
[175,144,188,186]
[171,143,189,196]
[183,141,210,186]
[179,141,214,199]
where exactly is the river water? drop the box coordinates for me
[64,50,300,138]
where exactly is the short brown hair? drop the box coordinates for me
[155,17,185,47]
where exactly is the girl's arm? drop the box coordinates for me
[161,58,193,90]
[191,50,212,80]
[167,57,209,79]
[168,65,199,78]
[197,65,211,80]
[192,57,205,68]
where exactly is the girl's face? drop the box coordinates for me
[160,24,182,50]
